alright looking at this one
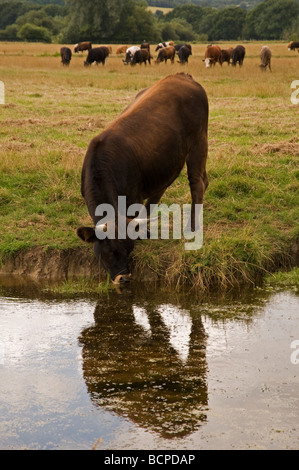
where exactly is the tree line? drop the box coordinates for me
[0,0,298,43]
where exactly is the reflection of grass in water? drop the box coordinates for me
[45,276,113,295]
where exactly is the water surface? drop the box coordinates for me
[0,279,298,449]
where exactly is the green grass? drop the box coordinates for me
[264,267,299,293]
[0,41,298,288]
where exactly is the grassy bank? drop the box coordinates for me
[0,42,298,289]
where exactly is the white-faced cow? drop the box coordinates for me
[231,45,246,66]
[260,46,272,71]
[288,41,299,52]
[84,46,109,66]
[74,41,92,53]
[203,45,222,68]
[60,46,72,66]
[77,73,209,284]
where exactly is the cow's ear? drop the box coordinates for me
[77,226,97,243]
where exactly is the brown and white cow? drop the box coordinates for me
[155,41,174,51]
[288,41,299,52]
[155,46,176,64]
[202,45,222,68]
[74,41,92,53]
[260,46,272,71]
[77,73,209,284]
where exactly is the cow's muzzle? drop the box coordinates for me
[112,273,132,284]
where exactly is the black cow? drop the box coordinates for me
[177,45,192,64]
[60,46,72,66]
[77,73,209,284]
[174,44,192,54]
[131,48,151,66]
[84,46,109,66]
[231,45,246,66]
[221,47,233,65]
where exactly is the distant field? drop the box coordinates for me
[0,41,298,288]
[147,6,173,14]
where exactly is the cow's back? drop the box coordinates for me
[97,73,208,196]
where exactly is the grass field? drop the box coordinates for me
[0,41,298,289]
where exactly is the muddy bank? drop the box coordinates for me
[0,247,159,283]
[0,242,298,287]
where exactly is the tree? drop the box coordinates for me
[17,23,52,42]
[212,7,246,40]
[0,1,39,30]
[62,0,160,43]
[0,24,19,41]
[244,0,299,40]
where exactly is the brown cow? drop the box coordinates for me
[155,46,175,64]
[77,73,209,284]
[116,45,127,55]
[288,41,299,52]
[141,42,150,51]
[260,46,272,71]
[221,47,233,65]
[203,45,222,67]
[131,48,151,66]
[74,41,92,53]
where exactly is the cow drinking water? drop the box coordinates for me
[77,73,209,284]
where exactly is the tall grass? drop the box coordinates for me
[0,42,298,288]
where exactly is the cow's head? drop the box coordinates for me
[77,217,149,284]
[203,58,213,68]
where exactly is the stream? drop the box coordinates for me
[0,277,298,450]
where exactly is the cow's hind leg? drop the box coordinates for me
[186,137,208,232]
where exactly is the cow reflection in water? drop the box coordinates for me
[79,289,208,439]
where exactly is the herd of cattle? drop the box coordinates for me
[60,40,299,70]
